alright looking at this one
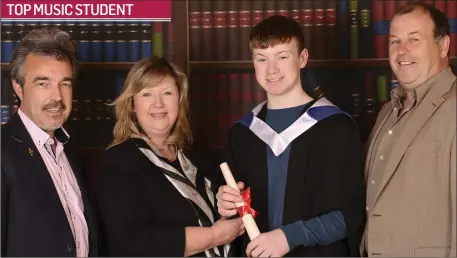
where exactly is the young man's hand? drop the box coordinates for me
[246,229,290,257]
[216,182,245,217]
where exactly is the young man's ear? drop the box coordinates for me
[12,80,23,101]
[299,48,308,69]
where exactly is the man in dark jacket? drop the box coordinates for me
[1,27,99,257]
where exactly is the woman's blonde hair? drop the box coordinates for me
[110,56,192,149]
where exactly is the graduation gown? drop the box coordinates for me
[226,98,366,256]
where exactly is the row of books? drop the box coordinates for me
[0,69,415,147]
[0,92,116,148]
[351,70,397,139]
[1,22,174,63]
[188,0,457,61]
[0,69,124,125]
[188,69,398,146]
[189,72,265,146]
[370,0,456,58]
[2,65,454,147]
[1,99,114,123]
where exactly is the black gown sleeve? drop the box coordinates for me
[310,114,366,257]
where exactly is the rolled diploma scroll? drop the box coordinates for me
[220,162,261,240]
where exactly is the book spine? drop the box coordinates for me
[89,22,102,62]
[373,0,386,58]
[277,0,289,17]
[77,23,91,62]
[128,23,141,62]
[1,23,15,63]
[291,0,301,25]
[189,0,202,61]
[13,23,24,50]
[153,23,163,57]
[1,105,10,125]
[189,73,204,145]
[364,71,376,140]
[140,23,152,59]
[201,0,214,61]
[359,0,374,58]
[252,1,264,26]
[313,0,326,59]
[166,22,174,60]
[241,73,253,115]
[301,0,314,57]
[103,23,116,62]
[116,23,129,62]
[228,1,240,60]
[325,0,338,58]
[214,0,228,61]
[264,0,276,18]
[217,73,229,145]
[239,1,252,60]
[252,73,266,104]
[377,74,388,106]
[338,0,349,58]
[229,73,241,125]
[349,0,359,59]
[208,74,219,146]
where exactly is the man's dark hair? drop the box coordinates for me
[393,1,449,42]
[249,15,305,53]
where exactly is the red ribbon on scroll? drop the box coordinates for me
[236,187,258,218]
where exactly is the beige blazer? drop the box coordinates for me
[361,70,456,257]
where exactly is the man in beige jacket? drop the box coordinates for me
[362,2,456,257]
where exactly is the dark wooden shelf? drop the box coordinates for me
[190,59,390,70]
[190,57,457,70]
[1,62,135,70]
[79,147,106,151]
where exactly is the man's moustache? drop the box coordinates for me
[43,101,66,110]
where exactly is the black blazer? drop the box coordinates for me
[93,138,227,257]
[1,113,99,257]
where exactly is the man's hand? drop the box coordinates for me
[216,182,245,217]
[246,229,290,257]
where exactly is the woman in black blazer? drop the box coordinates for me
[94,57,244,257]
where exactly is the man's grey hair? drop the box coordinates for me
[10,27,78,87]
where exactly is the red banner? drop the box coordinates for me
[1,0,171,22]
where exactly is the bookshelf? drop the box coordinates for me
[1,0,457,165]
[1,62,136,70]
[3,58,454,71]
[0,0,189,153]
[189,58,457,70]
[181,0,457,149]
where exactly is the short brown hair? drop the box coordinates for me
[111,56,192,149]
[10,27,77,87]
[393,1,449,42]
[249,15,305,53]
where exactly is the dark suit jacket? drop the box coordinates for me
[93,138,228,257]
[1,112,99,257]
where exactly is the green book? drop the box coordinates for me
[153,23,163,57]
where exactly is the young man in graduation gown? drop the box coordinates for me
[216,15,366,257]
